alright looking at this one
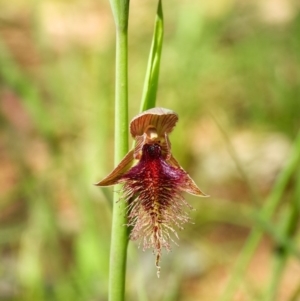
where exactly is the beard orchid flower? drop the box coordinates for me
[96,107,208,277]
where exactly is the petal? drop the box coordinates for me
[95,149,135,186]
[181,174,209,197]
[133,133,147,160]
[130,107,178,138]
[167,154,209,197]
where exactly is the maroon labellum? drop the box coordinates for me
[96,107,208,277]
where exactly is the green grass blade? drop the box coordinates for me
[263,207,299,301]
[263,165,300,301]
[251,211,300,258]
[220,130,300,301]
[140,0,163,112]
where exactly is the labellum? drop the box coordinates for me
[96,107,208,277]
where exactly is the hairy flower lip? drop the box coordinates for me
[119,143,200,277]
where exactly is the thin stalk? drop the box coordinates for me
[108,0,130,300]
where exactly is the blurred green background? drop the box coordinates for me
[0,0,299,300]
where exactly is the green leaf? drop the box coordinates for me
[140,0,164,112]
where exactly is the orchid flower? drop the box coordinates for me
[96,107,208,277]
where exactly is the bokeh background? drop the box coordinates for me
[0,0,300,300]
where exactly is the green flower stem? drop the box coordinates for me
[108,0,130,300]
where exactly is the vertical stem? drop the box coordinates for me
[108,1,129,300]
[114,30,129,164]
